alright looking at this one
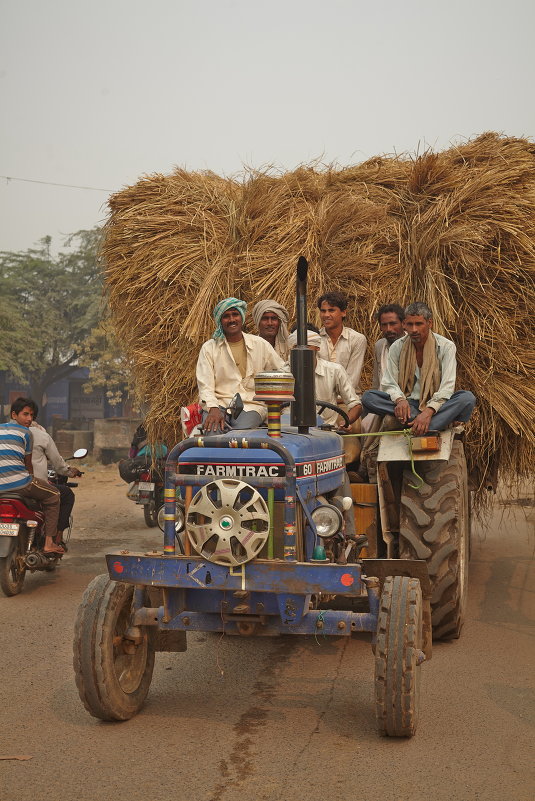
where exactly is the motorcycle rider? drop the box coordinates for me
[0,397,62,554]
[25,399,82,549]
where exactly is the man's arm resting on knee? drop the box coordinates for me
[394,397,411,424]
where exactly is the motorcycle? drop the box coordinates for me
[124,458,185,537]
[0,448,87,597]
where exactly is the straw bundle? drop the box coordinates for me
[103,133,535,501]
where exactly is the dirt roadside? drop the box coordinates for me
[0,460,533,801]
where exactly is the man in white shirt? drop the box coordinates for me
[288,327,361,537]
[362,302,476,435]
[196,297,285,433]
[371,304,406,390]
[288,327,362,428]
[317,292,367,394]
[28,404,82,546]
[361,304,406,437]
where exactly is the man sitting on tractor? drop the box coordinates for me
[318,291,367,395]
[196,297,285,433]
[288,325,362,429]
[252,299,290,361]
[288,326,362,539]
[362,302,476,435]
[371,304,407,390]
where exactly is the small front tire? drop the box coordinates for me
[73,574,155,720]
[375,575,423,737]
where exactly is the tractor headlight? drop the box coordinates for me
[311,504,343,538]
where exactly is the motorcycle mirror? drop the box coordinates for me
[228,393,244,421]
[72,448,88,459]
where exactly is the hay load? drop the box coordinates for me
[103,132,535,498]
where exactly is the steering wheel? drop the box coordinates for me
[315,400,350,428]
[280,400,350,428]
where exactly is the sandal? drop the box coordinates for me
[43,544,65,555]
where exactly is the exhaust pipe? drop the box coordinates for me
[290,256,317,432]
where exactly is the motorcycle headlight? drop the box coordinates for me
[311,504,343,538]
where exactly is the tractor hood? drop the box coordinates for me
[178,425,345,498]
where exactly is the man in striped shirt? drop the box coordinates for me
[0,397,62,554]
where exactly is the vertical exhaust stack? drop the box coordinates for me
[290,256,317,433]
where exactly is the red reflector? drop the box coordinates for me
[113,561,124,574]
[140,471,151,481]
[0,503,18,519]
[340,573,354,587]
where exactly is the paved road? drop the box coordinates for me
[1,479,533,801]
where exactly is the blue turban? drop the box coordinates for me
[212,297,247,340]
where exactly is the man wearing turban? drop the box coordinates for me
[196,297,285,433]
[252,300,290,361]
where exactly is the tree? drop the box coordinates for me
[0,229,104,409]
[0,295,33,381]
[77,314,138,408]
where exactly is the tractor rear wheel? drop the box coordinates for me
[399,439,469,640]
[73,574,155,720]
[375,575,423,737]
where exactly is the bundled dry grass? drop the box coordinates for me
[102,132,535,502]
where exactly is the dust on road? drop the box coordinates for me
[1,462,533,801]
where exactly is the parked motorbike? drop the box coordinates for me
[0,448,87,597]
[125,458,185,537]
[124,458,164,527]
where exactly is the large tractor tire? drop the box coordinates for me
[399,439,469,641]
[73,574,155,720]
[375,575,423,737]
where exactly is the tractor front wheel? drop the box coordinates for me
[73,574,155,720]
[375,575,423,737]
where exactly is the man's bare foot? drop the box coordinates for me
[44,537,65,555]
[53,531,68,551]
[382,414,404,431]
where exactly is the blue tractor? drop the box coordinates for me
[73,258,433,737]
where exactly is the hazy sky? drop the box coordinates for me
[1,0,534,253]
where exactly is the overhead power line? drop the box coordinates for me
[0,175,114,192]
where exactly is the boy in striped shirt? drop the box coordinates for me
[0,397,62,555]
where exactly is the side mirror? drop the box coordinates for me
[228,393,244,421]
[72,448,88,459]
